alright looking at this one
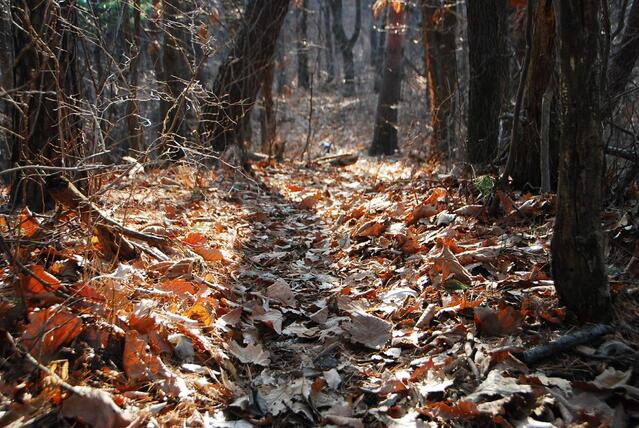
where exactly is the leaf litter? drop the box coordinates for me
[0,159,638,427]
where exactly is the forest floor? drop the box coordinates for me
[1,153,639,427]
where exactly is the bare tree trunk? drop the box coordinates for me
[507,0,558,190]
[551,0,612,322]
[199,0,289,153]
[125,0,145,155]
[329,0,362,96]
[465,0,507,165]
[161,0,192,158]
[421,0,457,160]
[260,62,276,155]
[321,2,336,83]
[10,0,82,211]
[608,0,639,112]
[374,8,387,92]
[369,4,405,156]
[0,0,13,176]
[296,0,310,90]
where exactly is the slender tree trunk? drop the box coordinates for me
[199,0,289,153]
[161,0,191,157]
[508,0,558,190]
[329,0,362,96]
[260,62,276,155]
[551,0,612,323]
[421,0,458,160]
[322,2,336,83]
[125,0,145,155]
[374,8,387,92]
[0,0,13,175]
[10,0,82,211]
[465,0,507,165]
[369,4,405,156]
[608,0,639,112]
[297,0,310,89]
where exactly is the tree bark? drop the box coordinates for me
[199,0,289,153]
[260,62,276,155]
[369,4,405,156]
[551,0,612,323]
[10,0,82,211]
[507,0,558,190]
[0,0,13,175]
[321,2,336,83]
[421,0,457,160]
[161,0,192,157]
[329,0,362,96]
[465,0,507,165]
[296,0,310,90]
[607,0,639,112]
[125,0,145,155]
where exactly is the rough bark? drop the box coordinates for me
[551,0,612,322]
[260,63,276,155]
[508,0,558,190]
[10,0,82,212]
[608,0,639,112]
[0,0,13,175]
[421,0,457,160]
[465,0,508,165]
[329,0,362,96]
[199,0,289,153]
[296,0,310,90]
[369,5,405,156]
[321,2,336,83]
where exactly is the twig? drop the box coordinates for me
[520,324,614,365]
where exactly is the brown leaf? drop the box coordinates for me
[405,204,438,225]
[431,245,473,284]
[299,194,319,210]
[354,220,386,238]
[474,305,522,336]
[123,330,165,382]
[344,311,392,350]
[21,265,61,294]
[22,306,83,357]
[228,341,271,366]
[61,386,133,428]
[266,279,297,307]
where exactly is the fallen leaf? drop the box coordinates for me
[21,265,61,294]
[19,207,40,238]
[123,330,165,382]
[61,386,133,428]
[299,195,319,210]
[405,204,439,226]
[354,220,386,237]
[22,306,83,357]
[474,305,522,336]
[344,311,392,350]
[228,342,271,366]
[266,279,297,306]
[431,245,473,284]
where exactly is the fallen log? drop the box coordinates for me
[315,153,359,167]
[45,176,169,249]
[520,324,614,365]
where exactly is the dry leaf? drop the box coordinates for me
[474,305,522,336]
[344,311,392,350]
[22,306,83,357]
[228,341,271,366]
[62,386,133,428]
[123,330,165,382]
[21,265,61,294]
[405,204,439,225]
[266,279,297,306]
[354,220,386,237]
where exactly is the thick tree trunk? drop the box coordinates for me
[369,4,405,156]
[465,0,507,165]
[199,0,289,153]
[421,0,458,160]
[329,0,362,96]
[508,0,557,190]
[10,0,82,212]
[551,0,612,322]
[297,0,310,90]
[373,8,387,92]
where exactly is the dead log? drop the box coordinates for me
[520,324,614,365]
[315,153,359,167]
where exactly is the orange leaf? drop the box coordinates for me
[405,204,439,225]
[299,195,319,210]
[194,246,226,263]
[22,306,83,357]
[354,220,386,237]
[158,279,197,296]
[184,302,213,326]
[183,231,207,247]
[20,207,40,238]
[122,330,164,382]
[474,305,522,336]
[21,265,61,294]
[391,0,403,14]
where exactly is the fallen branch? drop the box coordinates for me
[45,176,169,248]
[315,153,359,167]
[520,324,614,365]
